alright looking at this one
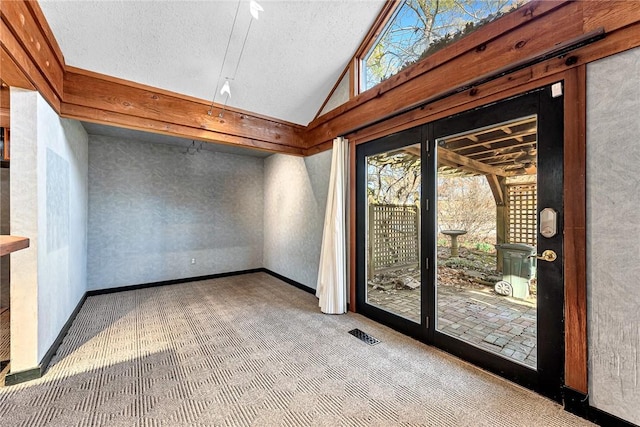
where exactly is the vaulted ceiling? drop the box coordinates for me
[38,0,386,126]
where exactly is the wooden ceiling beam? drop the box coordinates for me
[1,0,307,156]
[469,139,536,159]
[0,48,34,91]
[1,1,64,98]
[63,68,306,152]
[309,1,640,151]
[3,0,640,157]
[0,20,59,109]
[437,146,507,177]
[60,101,305,156]
[444,117,535,144]
[306,1,574,146]
[486,174,505,206]
[0,84,9,128]
[448,128,536,151]
[1,0,65,116]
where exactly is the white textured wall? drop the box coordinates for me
[586,46,640,425]
[263,150,332,289]
[10,89,88,370]
[88,136,264,290]
[320,73,350,117]
[1,167,10,310]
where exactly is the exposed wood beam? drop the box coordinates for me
[61,101,305,156]
[1,1,64,98]
[1,0,639,160]
[63,68,306,153]
[308,1,640,150]
[469,139,536,159]
[438,146,507,177]
[306,0,571,146]
[448,128,537,152]
[486,174,505,206]
[0,47,35,90]
[563,65,588,394]
[0,0,307,156]
[0,84,9,128]
[0,21,59,109]
[444,117,535,145]
[0,0,63,100]
[23,1,65,67]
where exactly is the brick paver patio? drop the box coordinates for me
[367,284,537,368]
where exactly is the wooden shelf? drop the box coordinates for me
[0,235,30,256]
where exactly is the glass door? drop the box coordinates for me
[356,126,427,340]
[356,85,565,401]
[430,87,564,400]
[434,115,540,364]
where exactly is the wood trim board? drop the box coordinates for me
[0,235,29,256]
[562,66,588,394]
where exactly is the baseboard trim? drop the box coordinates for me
[40,292,88,374]
[4,366,42,386]
[5,292,88,386]
[563,387,638,427]
[86,268,264,297]
[261,268,315,295]
[563,387,589,419]
[587,406,638,427]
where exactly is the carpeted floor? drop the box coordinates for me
[0,272,592,426]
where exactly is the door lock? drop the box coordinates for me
[530,250,557,262]
[540,208,558,238]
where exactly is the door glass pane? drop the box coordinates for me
[365,143,421,323]
[435,116,538,368]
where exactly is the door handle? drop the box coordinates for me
[529,250,557,262]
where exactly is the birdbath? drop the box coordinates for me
[441,230,467,257]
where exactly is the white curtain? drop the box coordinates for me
[316,137,348,314]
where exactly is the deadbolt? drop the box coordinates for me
[530,250,557,262]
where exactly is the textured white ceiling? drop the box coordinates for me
[39,0,385,125]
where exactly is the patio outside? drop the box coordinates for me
[367,244,537,368]
[365,116,539,368]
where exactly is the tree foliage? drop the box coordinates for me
[366,148,496,244]
[367,151,421,205]
[437,175,495,243]
[363,0,524,90]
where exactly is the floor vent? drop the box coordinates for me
[348,328,380,345]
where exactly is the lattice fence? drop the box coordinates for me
[507,183,537,246]
[368,204,419,276]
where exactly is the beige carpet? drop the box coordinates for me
[0,272,592,426]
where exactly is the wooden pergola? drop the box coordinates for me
[436,116,538,249]
[403,115,539,251]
